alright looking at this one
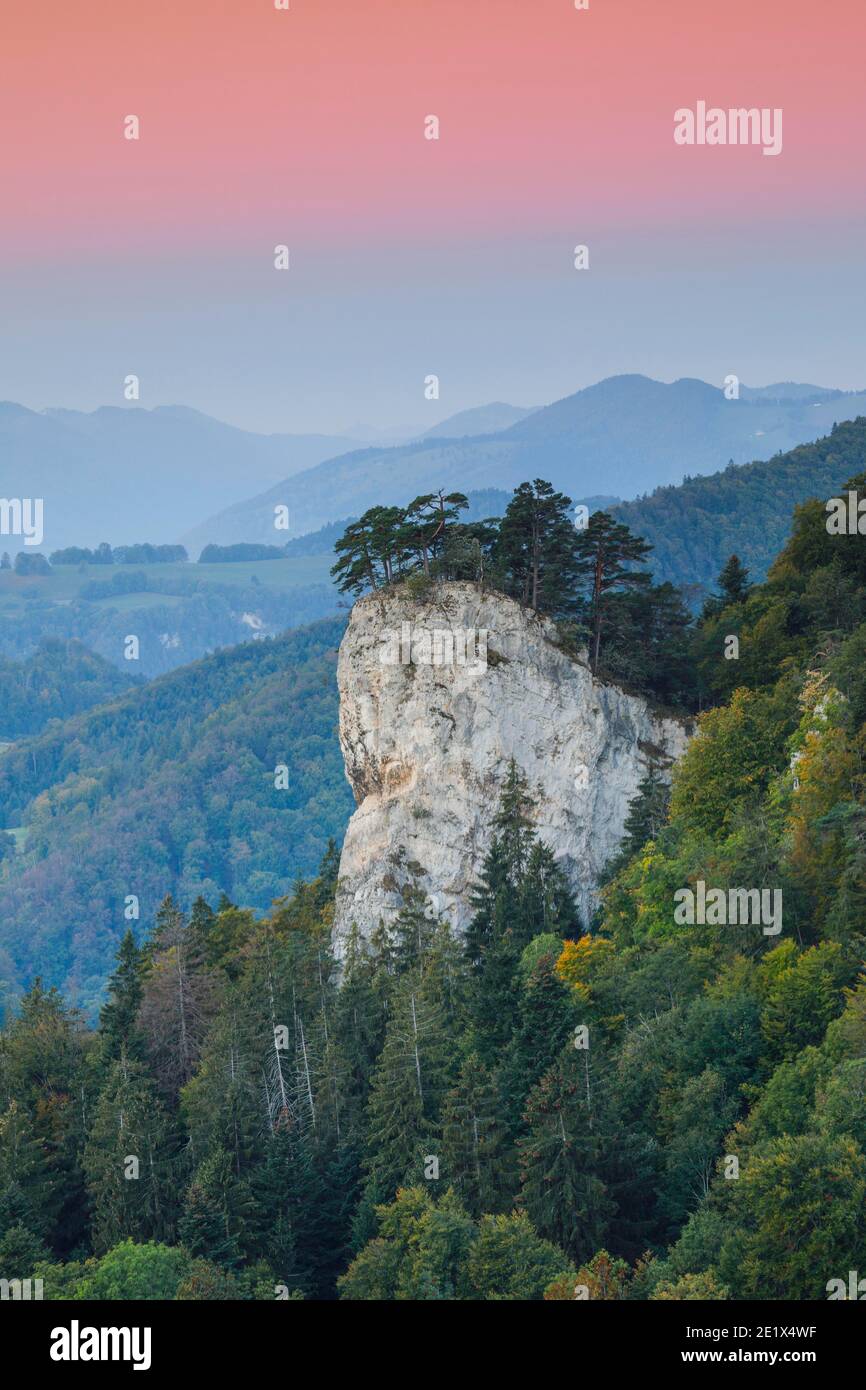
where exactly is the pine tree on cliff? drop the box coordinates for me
[331,505,406,594]
[573,511,653,673]
[496,479,583,616]
[400,491,469,575]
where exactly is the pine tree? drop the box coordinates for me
[574,511,653,672]
[401,491,469,575]
[98,929,146,1063]
[496,479,582,616]
[178,1147,260,1269]
[331,505,407,594]
[83,1050,174,1252]
[440,1055,512,1215]
[498,949,578,1136]
[602,766,671,882]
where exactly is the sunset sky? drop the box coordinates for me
[2,0,864,432]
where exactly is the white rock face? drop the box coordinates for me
[333,582,692,950]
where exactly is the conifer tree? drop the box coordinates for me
[602,765,671,883]
[440,1055,512,1215]
[519,1045,616,1264]
[574,511,653,672]
[496,479,582,616]
[362,941,457,1207]
[178,1147,260,1269]
[466,762,575,1059]
[401,491,469,575]
[138,897,215,1099]
[83,1049,174,1252]
[98,929,146,1063]
[716,553,752,609]
[498,950,578,1136]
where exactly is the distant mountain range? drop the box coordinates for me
[182,375,865,555]
[0,401,366,552]
[5,377,861,559]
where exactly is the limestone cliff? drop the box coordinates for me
[333,582,692,949]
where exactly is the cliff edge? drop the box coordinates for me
[333,582,691,948]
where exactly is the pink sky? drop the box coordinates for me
[2,0,865,431]
[2,0,864,257]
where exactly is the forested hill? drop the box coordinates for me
[3,464,865,1300]
[0,618,352,1016]
[612,418,866,594]
[0,640,139,739]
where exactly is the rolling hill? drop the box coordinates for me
[612,417,866,593]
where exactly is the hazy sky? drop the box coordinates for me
[2,0,865,434]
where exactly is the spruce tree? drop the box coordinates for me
[98,929,146,1063]
[178,1147,259,1269]
[83,1049,174,1252]
[700,553,752,620]
[440,1054,513,1215]
[498,950,578,1136]
[603,766,671,882]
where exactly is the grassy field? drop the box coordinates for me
[0,554,335,614]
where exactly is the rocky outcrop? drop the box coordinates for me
[333,582,692,950]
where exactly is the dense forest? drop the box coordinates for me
[0,621,353,1015]
[1,466,864,1299]
[0,641,138,740]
